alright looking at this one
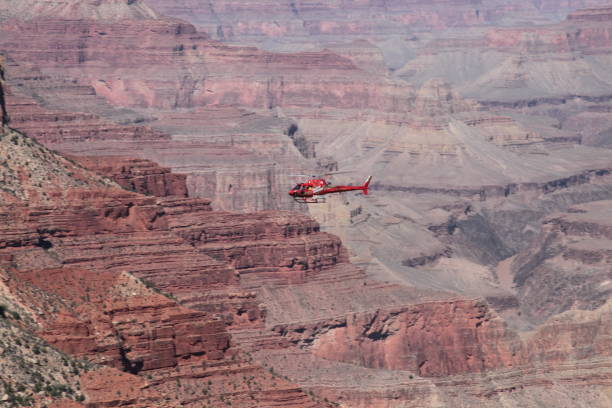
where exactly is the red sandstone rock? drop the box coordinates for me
[79,366,168,408]
[73,156,188,197]
[4,86,169,145]
[0,94,331,407]
[2,5,612,405]
[274,300,524,376]
[48,400,85,408]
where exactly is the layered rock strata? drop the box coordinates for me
[0,116,329,407]
[2,120,611,407]
[72,156,188,197]
[1,4,612,408]
[3,0,608,215]
[513,200,612,323]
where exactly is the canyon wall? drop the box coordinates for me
[1,2,612,407]
[0,110,331,407]
[1,103,611,407]
[513,200,612,323]
[71,156,188,197]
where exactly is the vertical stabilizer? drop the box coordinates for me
[363,176,372,195]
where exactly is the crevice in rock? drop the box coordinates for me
[119,346,143,375]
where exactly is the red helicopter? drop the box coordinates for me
[289,175,372,203]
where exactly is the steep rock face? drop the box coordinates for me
[10,268,230,371]
[513,200,612,324]
[567,6,612,22]
[0,59,8,125]
[0,172,236,377]
[168,210,346,287]
[277,300,524,376]
[297,78,608,191]
[539,0,612,13]
[78,366,166,408]
[2,7,612,408]
[482,18,612,54]
[527,300,612,364]
[253,285,612,407]
[396,4,612,111]
[4,0,602,215]
[0,16,384,112]
[0,19,320,211]
[143,0,537,42]
[4,85,169,145]
[0,123,330,407]
[413,79,477,117]
[73,156,188,197]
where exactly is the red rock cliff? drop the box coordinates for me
[73,156,188,197]
[0,117,331,407]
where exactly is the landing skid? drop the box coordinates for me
[294,197,326,204]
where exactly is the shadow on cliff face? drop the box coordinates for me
[0,58,9,125]
[448,183,612,267]
[453,214,516,265]
[285,123,316,158]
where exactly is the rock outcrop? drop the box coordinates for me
[0,28,319,211]
[72,156,188,197]
[308,300,523,376]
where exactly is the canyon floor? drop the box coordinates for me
[1,1,612,407]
